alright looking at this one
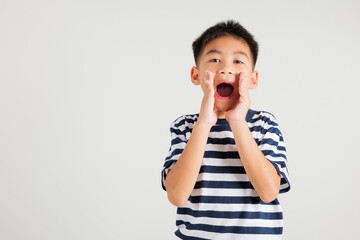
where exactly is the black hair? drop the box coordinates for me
[192,20,259,69]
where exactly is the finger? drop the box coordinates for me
[204,70,214,92]
[207,70,214,86]
[238,72,247,94]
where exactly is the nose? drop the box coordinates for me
[220,70,233,75]
[217,62,234,75]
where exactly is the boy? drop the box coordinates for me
[161,20,290,240]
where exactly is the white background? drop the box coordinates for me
[1,0,359,239]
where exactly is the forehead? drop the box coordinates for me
[201,35,251,58]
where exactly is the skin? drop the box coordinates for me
[165,35,281,207]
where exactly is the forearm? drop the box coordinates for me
[165,123,211,207]
[230,120,280,203]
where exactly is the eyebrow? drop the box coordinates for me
[205,49,249,60]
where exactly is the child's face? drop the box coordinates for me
[191,35,258,113]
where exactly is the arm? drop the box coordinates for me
[226,72,280,203]
[229,121,280,203]
[165,123,211,207]
[165,70,218,207]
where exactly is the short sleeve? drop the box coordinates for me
[258,112,290,194]
[161,115,189,191]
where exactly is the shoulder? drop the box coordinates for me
[248,108,279,127]
[170,113,199,131]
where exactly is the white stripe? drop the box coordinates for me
[166,142,186,159]
[260,111,275,120]
[208,131,234,138]
[248,122,261,130]
[165,151,181,161]
[205,144,238,152]
[266,154,287,163]
[172,117,183,125]
[197,172,249,182]
[184,122,195,130]
[251,131,263,141]
[168,142,186,152]
[183,202,283,213]
[280,183,289,191]
[178,228,282,240]
[191,188,257,197]
[202,158,243,167]
[267,160,289,178]
[261,120,277,130]
[259,143,287,156]
[177,214,283,228]
[258,132,280,143]
[252,111,262,119]
[170,133,187,142]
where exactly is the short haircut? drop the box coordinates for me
[192,20,259,69]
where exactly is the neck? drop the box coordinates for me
[218,111,226,119]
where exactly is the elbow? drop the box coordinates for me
[259,176,281,203]
[260,193,278,203]
[259,187,279,203]
[167,191,189,207]
[165,178,190,207]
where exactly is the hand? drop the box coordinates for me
[226,72,250,124]
[197,70,219,127]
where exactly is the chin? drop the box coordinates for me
[214,102,234,112]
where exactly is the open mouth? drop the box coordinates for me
[216,82,234,98]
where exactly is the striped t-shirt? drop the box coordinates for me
[161,109,290,240]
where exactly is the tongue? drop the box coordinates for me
[217,83,233,97]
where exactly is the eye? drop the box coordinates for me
[234,60,243,64]
[210,59,220,63]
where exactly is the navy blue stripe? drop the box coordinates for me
[171,126,193,136]
[194,180,253,189]
[259,111,279,126]
[161,172,167,191]
[170,127,184,136]
[212,110,257,126]
[210,125,232,132]
[189,196,278,205]
[171,137,186,145]
[174,119,190,129]
[207,137,235,145]
[175,230,208,240]
[280,178,287,185]
[177,208,283,220]
[200,165,246,174]
[203,151,239,159]
[250,125,280,136]
[246,109,259,123]
[249,118,278,128]
[280,186,290,193]
[173,114,199,128]
[259,138,286,151]
[165,148,184,161]
[176,221,283,235]
[161,159,177,191]
[269,160,287,169]
[268,161,291,194]
[163,159,176,169]
[262,150,287,162]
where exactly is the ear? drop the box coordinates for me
[249,70,258,90]
[191,66,200,86]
